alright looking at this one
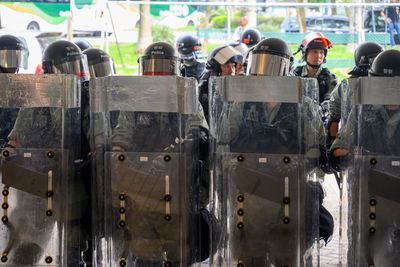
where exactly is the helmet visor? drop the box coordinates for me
[45,54,90,82]
[232,43,248,55]
[250,53,291,76]
[0,49,29,69]
[88,58,115,78]
[180,49,206,60]
[214,46,242,65]
[139,57,179,76]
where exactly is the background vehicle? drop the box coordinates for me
[150,2,203,28]
[0,0,203,35]
[0,0,70,32]
[281,15,349,33]
[308,16,349,33]
[363,9,399,44]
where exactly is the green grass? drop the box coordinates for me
[174,25,197,32]
[105,43,356,81]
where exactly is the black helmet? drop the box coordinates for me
[249,38,293,76]
[354,42,383,67]
[0,34,29,72]
[240,28,262,48]
[73,39,92,51]
[82,48,115,78]
[294,32,332,65]
[176,34,205,60]
[42,40,90,82]
[206,45,243,74]
[369,49,400,77]
[348,42,384,77]
[138,42,179,76]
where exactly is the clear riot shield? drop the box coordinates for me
[0,74,80,266]
[209,76,321,267]
[340,77,400,266]
[91,76,202,266]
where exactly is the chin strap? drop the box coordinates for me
[306,61,321,69]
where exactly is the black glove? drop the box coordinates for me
[324,115,339,150]
[319,145,331,174]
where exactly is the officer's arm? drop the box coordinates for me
[7,108,35,148]
[326,80,346,147]
[111,111,135,151]
[328,107,358,170]
[328,79,345,121]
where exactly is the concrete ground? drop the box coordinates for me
[320,174,342,267]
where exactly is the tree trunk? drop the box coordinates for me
[246,0,257,28]
[202,0,213,53]
[136,4,152,54]
[296,0,307,33]
[345,0,363,52]
[331,0,337,15]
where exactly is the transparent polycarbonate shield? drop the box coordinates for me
[210,76,321,267]
[91,76,202,266]
[340,77,400,266]
[106,151,194,266]
[0,74,80,266]
[1,149,67,266]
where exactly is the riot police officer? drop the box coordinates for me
[9,40,91,264]
[211,37,331,266]
[0,34,28,148]
[109,42,209,265]
[228,42,248,75]
[327,42,383,149]
[176,34,206,81]
[2,40,85,265]
[198,45,242,124]
[240,27,262,48]
[330,49,400,266]
[293,32,338,109]
[331,49,400,160]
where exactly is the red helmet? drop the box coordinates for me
[295,32,332,64]
[301,32,332,51]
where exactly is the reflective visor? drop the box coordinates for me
[0,49,29,69]
[250,53,291,76]
[179,49,206,60]
[88,59,115,78]
[46,54,90,82]
[139,58,179,76]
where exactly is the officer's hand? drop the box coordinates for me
[1,140,21,156]
[328,149,349,172]
[111,146,124,151]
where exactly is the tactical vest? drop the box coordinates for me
[230,102,302,154]
[358,107,400,156]
[183,61,206,82]
[0,109,18,147]
[130,112,182,152]
[294,66,333,104]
